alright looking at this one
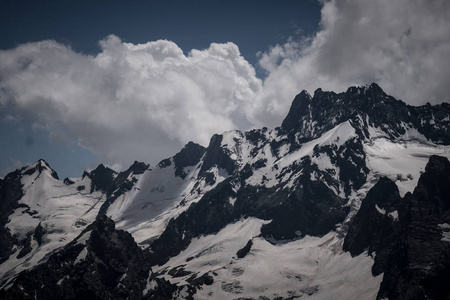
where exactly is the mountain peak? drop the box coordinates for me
[280,83,450,146]
[21,159,59,180]
[173,141,206,179]
[281,90,312,132]
[127,160,149,175]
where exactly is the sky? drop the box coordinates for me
[1,0,449,179]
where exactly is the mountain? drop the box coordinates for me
[1,83,449,299]
[0,215,175,300]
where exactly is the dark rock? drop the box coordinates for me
[0,168,23,263]
[85,164,117,194]
[33,223,45,246]
[174,141,206,179]
[168,265,191,278]
[96,161,149,218]
[157,158,172,168]
[22,159,59,180]
[187,272,214,286]
[343,177,401,256]
[63,177,75,185]
[345,155,450,300]
[260,159,348,241]
[149,179,236,265]
[200,134,238,176]
[280,83,450,147]
[236,240,253,259]
[1,216,176,300]
[16,233,32,259]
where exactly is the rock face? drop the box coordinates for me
[281,83,450,145]
[0,168,23,264]
[81,161,150,218]
[1,83,450,299]
[344,155,450,300]
[0,216,175,300]
[343,177,401,256]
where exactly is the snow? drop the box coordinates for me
[375,204,386,215]
[319,121,357,148]
[142,273,158,296]
[75,230,92,245]
[2,113,449,296]
[388,210,399,221]
[74,247,87,264]
[220,130,244,162]
[107,160,228,247]
[56,275,69,286]
[244,121,356,190]
[1,168,105,286]
[438,224,450,242]
[155,218,382,300]
[364,135,450,196]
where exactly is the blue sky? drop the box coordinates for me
[0,0,321,178]
[1,0,449,179]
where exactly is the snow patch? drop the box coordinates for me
[388,210,399,221]
[142,273,158,296]
[364,136,450,196]
[74,247,87,264]
[438,224,450,242]
[375,204,386,215]
[76,230,92,245]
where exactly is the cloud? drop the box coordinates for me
[250,0,450,128]
[1,0,449,170]
[0,158,29,178]
[0,35,262,168]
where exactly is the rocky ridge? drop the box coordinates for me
[0,83,449,299]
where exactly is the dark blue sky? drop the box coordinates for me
[1,0,320,70]
[0,0,321,178]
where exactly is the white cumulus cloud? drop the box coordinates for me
[1,0,449,170]
[0,35,262,169]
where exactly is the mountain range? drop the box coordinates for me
[0,83,449,299]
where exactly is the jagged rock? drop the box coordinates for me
[84,164,117,194]
[200,134,239,176]
[260,163,348,240]
[236,240,253,258]
[96,161,149,217]
[1,84,450,299]
[149,179,236,265]
[343,177,401,256]
[173,141,206,179]
[0,216,175,300]
[23,159,59,180]
[280,83,450,146]
[345,155,450,300]
[0,169,23,263]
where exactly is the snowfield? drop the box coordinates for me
[155,218,382,300]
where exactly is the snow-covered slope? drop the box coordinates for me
[0,160,105,286]
[1,83,450,299]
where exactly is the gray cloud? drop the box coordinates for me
[250,0,450,128]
